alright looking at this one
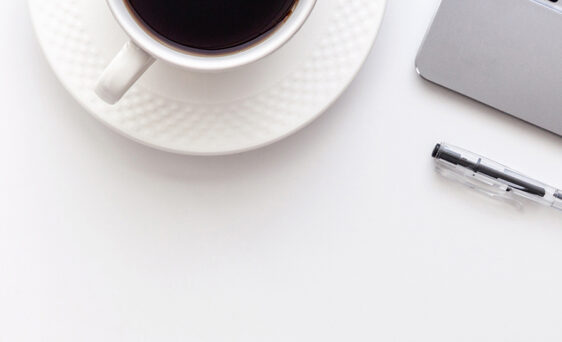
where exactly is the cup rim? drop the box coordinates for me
[106,0,316,71]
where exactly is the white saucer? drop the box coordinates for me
[29,0,386,155]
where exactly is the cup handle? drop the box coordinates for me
[95,40,155,104]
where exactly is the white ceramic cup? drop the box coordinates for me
[95,0,316,104]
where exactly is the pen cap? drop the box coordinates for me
[432,143,493,170]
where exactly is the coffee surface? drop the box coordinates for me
[127,0,297,52]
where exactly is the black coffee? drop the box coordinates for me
[126,0,298,53]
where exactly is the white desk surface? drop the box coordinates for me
[3,0,562,341]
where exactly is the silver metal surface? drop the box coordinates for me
[416,0,562,136]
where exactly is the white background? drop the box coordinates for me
[3,0,562,341]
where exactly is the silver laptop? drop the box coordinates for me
[416,0,562,136]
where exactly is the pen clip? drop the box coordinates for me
[435,162,524,210]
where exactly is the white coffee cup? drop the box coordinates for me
[95,0,316,104]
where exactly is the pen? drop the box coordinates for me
[432,143,562,211]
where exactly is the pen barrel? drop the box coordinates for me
[547,190,562,210]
